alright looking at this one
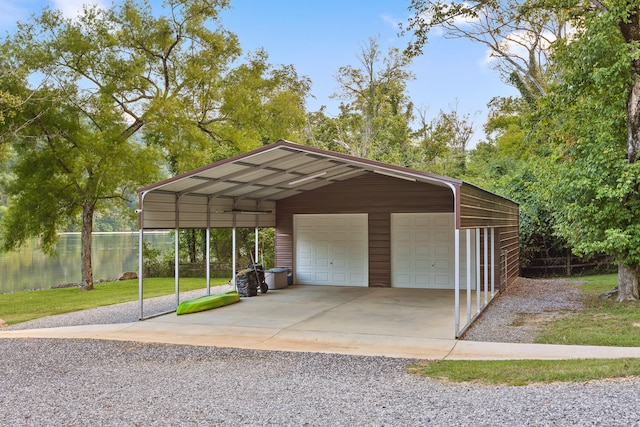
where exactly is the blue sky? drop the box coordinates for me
[0,0,518,145]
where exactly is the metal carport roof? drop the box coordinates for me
[136,139,463,230]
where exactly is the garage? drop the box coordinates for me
[294,214,368,286]
[136,140,519,337]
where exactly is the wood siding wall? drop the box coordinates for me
[276,173,453,287]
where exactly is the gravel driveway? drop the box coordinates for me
[2,278,640,426]
[2,338,640,426]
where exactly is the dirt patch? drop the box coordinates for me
[460,277,584,343]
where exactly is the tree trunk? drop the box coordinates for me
[621,20,640,302]
[80,201,95,291]
[617,262,639,302]
[626,75,640,163]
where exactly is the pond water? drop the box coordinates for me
[0,232,173,294]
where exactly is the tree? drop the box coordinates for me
[405,0,640,299]
[531,7,640,300]
[404,0,568,98]
[1,97,161,291]
[406,103,476,177]
[1,0,310,290]
[310,36,414,164]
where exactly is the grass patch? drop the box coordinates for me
[535,273,640,347]
[0,277,229,325]
[410,358,640,386]
[413,273,640,385]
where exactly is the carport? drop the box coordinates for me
[136,140,519,338]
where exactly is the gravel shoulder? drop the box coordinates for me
[461,277,584,343]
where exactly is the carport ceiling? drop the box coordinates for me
[137,140,462,229]
[139,140,460,201]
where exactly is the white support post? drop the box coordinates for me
[206,197,211,296]
[255,227,259,266]
[476,228,481,313]
[484,227,489,305]
[174,195,180,308]
[138,227,144,320]
[491,228,496,297]
[174,229,180,307]
[232,225,237,289]
[466,229,472,323]
[454,228,460,336]
[206,227,211,295]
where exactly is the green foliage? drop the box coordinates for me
[0,0,310,289]
[304,36,414,164]
[412,105,475,177]
[1,95,162,254]
[533,9,640,267]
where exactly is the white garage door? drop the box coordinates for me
[391,213,475,289]
[294,214,368,286]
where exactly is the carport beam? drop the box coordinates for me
[232,223,237,288]
[255,227,259,265]
[174,228,179,307]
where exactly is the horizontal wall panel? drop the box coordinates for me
[460,183,519,230]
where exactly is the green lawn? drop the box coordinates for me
[411,273,640,385]
[410,358,640,386]
[0,277,229,325]
[535,274,640,347]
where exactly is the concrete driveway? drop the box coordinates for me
[5,284,640,359]
[142,285,462,358]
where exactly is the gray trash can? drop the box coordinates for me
[265,267,288,289]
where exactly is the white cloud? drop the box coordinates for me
[50,0,107,18]
[381,13,401,29]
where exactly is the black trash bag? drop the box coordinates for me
[236,268,258,297]
[247,263,268,294]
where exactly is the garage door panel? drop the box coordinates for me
[435,275,450,285]
[434,216,450,227]
[294,214,368,286]
[392,213,476,289]
[415,245,430,257]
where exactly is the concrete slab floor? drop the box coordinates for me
[150,285,463,340]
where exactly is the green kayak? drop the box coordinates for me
[176,290,240,315]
